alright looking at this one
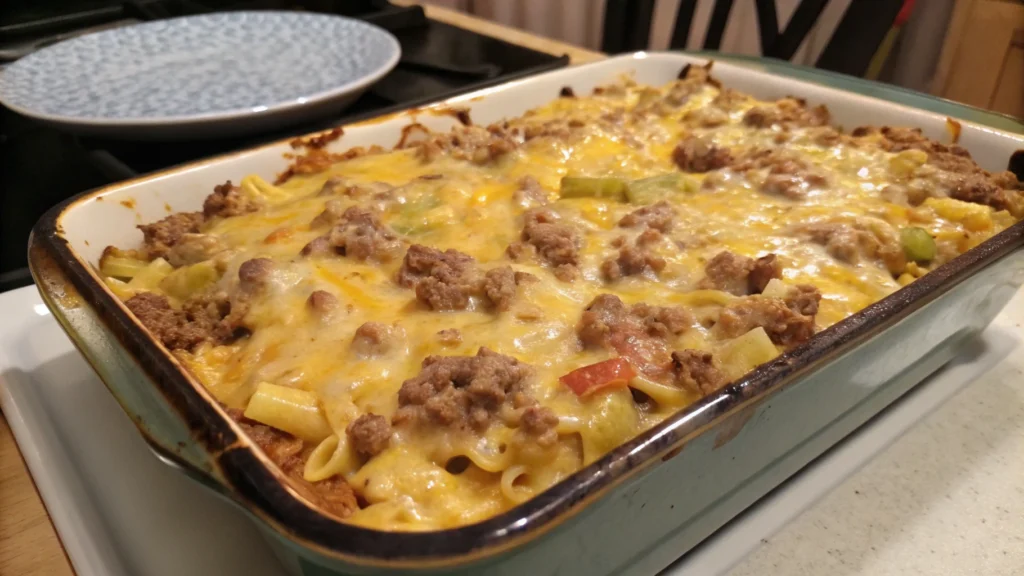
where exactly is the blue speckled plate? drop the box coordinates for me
[0,12,400,139]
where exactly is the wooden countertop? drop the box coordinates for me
[0,6,603,576]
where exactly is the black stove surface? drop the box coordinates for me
[0,0,569,291]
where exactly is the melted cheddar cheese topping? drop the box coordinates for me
[102,69,1021,531]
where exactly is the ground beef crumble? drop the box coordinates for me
[507,209,581,281]
[519,404,560,447]
[733,149,828,199]
[183,289,249,340]
[709,88,748,113]
[671,350,728,395]
[512,175,550,208]
[164,233,225,267]
[672,136,733,173]
[413,125,519,165]
[482,266,518,311]
[785,284,821,316]
[700,251,781,296]
[398,245,478,310]
[302,205,401,262]
[405,114,584,166]
[951,173,1024,216]
[743,97,830,129]
[619,201,676,232]
[393,348,557,444]
[854,126,1024,215]
[346,414,391,458]
[137,212,204,259]
[351,322,404,357]
[577,294,691,348]
[602,239,666,280]
[203,181,259,219]
[238,258,273,292]
[714,285,822,346]
[125,292,208,351]
[306,290,338,320]
[577,295,693,377]
[798,220,906,275]
[397,245,530,311]
[125,288,247,351]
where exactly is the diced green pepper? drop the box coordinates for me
[560,176,629,200]
[397,194,442,215]
[625,173,685,204]
[900,227,936,263]
[391,194,444,235]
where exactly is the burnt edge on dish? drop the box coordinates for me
[27,91,1024,567]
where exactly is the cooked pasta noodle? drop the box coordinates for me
[245,382,332,442]
[126,258,172,290]
[461,444,513,474]
[500,465,531,504]
[628,375,696,407]
[304,433,359,482]
[240,174,291,203]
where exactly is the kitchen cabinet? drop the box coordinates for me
[934,0,1024,118]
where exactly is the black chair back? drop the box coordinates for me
[602,0,905,77]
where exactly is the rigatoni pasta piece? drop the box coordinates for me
[159,260,220,301]
[244,381,332,442]
[499,465,530,503]
[304,433,359,482]
[100,254,151,279]
[240,174,291,203]
[126,257,173,290]
[104,277,138,301]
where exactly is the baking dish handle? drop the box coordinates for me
[146,440,230,495]
[29,242,232,495]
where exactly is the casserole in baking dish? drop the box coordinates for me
[29,53,1024,575]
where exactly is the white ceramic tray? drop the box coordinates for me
[3,284,1021,576]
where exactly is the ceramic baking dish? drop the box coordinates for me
[28,52,1024,576]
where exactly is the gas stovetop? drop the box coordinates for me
[0,0,569,291]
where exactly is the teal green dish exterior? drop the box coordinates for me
[27,52,1024,576]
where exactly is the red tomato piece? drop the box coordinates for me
[560,358,638,397]
[609,333,671,378]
